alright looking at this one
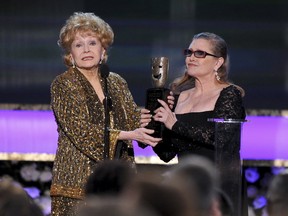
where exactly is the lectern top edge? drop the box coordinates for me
[207,118,248,123]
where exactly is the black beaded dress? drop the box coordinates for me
[153,85,246,163]
[152,84,247,216]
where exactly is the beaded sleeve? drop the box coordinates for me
[50,69,141,199]
[51,77,107,161]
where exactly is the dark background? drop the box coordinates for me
[1,0,288,109]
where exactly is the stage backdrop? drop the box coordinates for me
[1,0,288,109]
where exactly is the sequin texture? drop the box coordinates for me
[50,68,141,215]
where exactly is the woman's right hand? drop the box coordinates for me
[167,91,175,110]
[153,99,177,130]
[118,128,161,147]
[133,127,162,147]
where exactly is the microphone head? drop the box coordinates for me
[99,63,110,79]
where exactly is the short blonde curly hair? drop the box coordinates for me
[58,12,114,67]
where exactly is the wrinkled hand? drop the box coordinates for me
[153,99,177,130]
[167,91,175,110]
[140,108,152,127]
[133,127,162,147]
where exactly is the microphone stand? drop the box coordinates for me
[103,75,110,160]
[100,63,122,160]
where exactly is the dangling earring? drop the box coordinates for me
[215,71,220,81]
[71,57,76,68]
[99,52,105,65]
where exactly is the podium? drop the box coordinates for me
[208,118,247,216]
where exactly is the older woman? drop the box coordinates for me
[50,12,161,216]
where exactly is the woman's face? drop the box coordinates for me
[185,38,220,79]
[70,31,104,70]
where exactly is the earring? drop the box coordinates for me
[71,58,76,68]
[99,52,105,65]
[215,71,220,81]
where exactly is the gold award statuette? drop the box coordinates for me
[145,57,170,138]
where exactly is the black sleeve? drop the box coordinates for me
[152,129,178,163]
[214,85,246,120]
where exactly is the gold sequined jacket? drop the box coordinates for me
[50,67,141,199]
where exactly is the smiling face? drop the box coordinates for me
[185,38,223,80]
[70,31,104,70]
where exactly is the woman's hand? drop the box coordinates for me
[118,128,161,147]
[167,91,175,110]
[140,108,152,127]
[133,127,162,147]
[153,99,177,130]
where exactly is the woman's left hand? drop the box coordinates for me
[140,108,152,127]
[153,99,177,130]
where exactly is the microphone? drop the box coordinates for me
[100,63,110,79]
[100,63,124,160]
[100,63,112,109]
[100,63,111,160]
